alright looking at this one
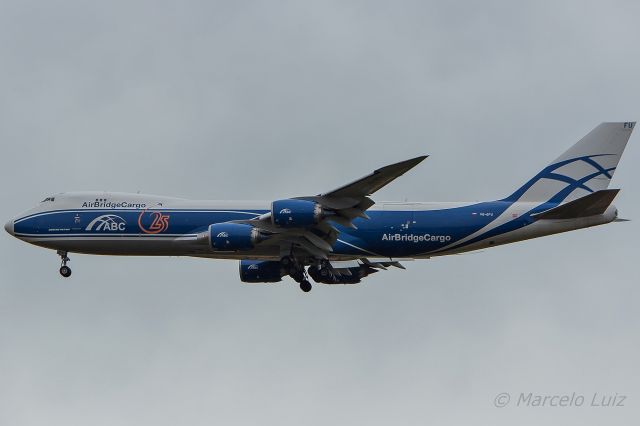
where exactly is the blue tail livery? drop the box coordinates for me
[5,122,635,292]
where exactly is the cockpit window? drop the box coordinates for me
[40,197,55,202]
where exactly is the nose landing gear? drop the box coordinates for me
[57,250,71,278]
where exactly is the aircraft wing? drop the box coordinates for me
[297,155,428,226]
[317,155,428,200]
[240,156,427,261]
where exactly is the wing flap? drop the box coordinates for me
[279,236,329,259]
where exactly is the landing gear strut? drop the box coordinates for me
[57,250,71,278]
[281,255,312,292]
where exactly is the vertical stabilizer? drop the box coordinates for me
[505,122,634,203]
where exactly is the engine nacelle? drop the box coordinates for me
[209,223,263,251]
[271,199,322,228]
[239,260,284,283]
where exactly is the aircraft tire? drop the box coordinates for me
[300,280,312,292]
[59,266,72,278]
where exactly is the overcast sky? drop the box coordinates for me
[1,1,639,425]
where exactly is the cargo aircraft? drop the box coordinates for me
[5,122,634,292]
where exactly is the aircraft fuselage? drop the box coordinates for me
[5,191,617,260]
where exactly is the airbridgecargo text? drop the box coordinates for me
[382,233,452,243]
[82,199,147,209]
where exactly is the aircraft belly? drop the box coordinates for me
[26,236,283,258]
[28,237,191,256]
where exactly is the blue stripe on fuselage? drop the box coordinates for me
[14,209,265,238]
[335,201,511,256]
[14,201,519,257]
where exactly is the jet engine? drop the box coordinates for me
[209,223,266,251]
[271,199,323,228]
[239,260,284,283]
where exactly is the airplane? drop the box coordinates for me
[4,122,635,292]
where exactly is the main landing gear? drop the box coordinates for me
[57,250,71,278]
[281,255,312,293]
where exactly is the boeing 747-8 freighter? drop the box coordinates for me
[5,122,634,291]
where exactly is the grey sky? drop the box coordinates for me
[1,1,639,425]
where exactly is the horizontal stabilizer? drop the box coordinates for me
[531,189,620,220]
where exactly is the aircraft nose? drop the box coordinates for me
[4,220,14,236]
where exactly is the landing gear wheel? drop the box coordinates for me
[59,265,72,278]
[300,280,312,293]
[57,250,71,278]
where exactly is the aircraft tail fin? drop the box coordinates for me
[504,122,635,204]
[531,189,619,220]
